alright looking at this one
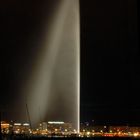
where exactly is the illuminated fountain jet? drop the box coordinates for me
[21,0,80,132]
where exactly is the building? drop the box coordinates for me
[1,121,10,134]
[38,122,47,130]
[13,123,30,134]
[47,121,72,133]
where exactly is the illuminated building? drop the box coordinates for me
[13,123,30,134]
[22,123,31,134]
[47,121,72,133]
[1,121,10,134]
[39,122,47,130]
[13,123,22,134]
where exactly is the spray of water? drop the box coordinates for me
[22,0,80,131]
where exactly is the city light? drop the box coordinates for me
[1,120,140,138]
[134,132,139,137]
[14,123,21,126]
[48,121,64,124]
[23,123,30,126]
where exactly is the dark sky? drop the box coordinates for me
[0,0,140,125]
[81,0,139,125]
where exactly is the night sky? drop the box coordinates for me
[81,0,139,125]
[0,0,140,126]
